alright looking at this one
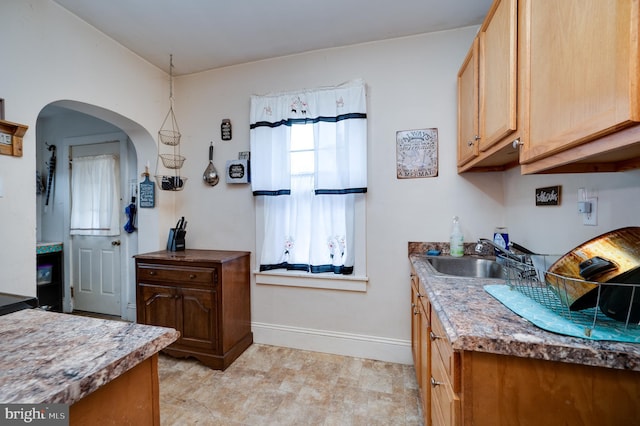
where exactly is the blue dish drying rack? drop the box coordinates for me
[487,255,640,341]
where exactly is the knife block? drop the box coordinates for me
[167,228,186,251]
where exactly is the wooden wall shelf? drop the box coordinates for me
[0,119,28,157]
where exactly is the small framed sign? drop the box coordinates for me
[396,128,438,178]
[221,119,232,141]
[139,175,155,208]
[225,159,250,183]
[535,185,561,206]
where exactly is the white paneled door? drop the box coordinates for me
[69,141,122,316]
[72,235,121,315]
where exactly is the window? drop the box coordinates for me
[250,80,367,284]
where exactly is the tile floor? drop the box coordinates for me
[158,344,424,426]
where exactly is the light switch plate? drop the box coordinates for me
[583,197,598,226]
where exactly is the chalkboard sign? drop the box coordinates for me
[139,175,155,208]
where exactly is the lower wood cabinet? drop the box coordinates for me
[411,266,640,425]
[411,273,431,423]
[135,250,252,370]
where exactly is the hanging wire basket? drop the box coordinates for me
[158,106,181,146]
[154,175,188,191]
[159,153,185,169]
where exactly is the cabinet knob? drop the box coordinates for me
[430,377,442,388]
[512,138,522,149]
[189,274,196,279]
[413,308,420,315]
[148,271,156,275]
[467,140,474,147]
[429,331,441,341]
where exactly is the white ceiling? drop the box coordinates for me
[52,0,491,76]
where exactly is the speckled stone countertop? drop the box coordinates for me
[410,253,640,371]
[0,309,179,404]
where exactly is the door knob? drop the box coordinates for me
[111,240,121,246]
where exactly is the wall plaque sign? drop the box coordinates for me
[225,159,250,183]
[139,174,155,208]
[396,128,438,179]
[535,185,561,206]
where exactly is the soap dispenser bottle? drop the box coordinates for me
[450,216,464,257]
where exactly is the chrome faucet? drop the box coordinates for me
[475,238,518,260]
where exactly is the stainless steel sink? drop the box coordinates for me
[425,256,506,279]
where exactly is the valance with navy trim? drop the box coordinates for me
[250,79,367,196]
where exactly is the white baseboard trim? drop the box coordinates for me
[252,321,413,365]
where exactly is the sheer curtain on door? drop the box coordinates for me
[250,79,367,274]
[70,154,120,236]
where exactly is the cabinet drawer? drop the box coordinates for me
[431,347,461,426]
[431,311,460,393]
[137,265,217,285]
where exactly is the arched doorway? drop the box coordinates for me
[36,100,160,321]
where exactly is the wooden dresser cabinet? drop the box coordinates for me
[135,250,252,370]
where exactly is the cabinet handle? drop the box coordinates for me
[430,331,442,341]
[430,377,442,388]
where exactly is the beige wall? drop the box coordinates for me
[174,27,508,362]
[0,1,170,296]
[3,1,639,363]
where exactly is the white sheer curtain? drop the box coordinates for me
[250,80,367,274]
[70,154,121,236]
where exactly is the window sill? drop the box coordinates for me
[254,270,368,292]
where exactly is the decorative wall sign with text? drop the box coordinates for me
[535,185,561,206]
[221,119,232,141]
[225,159,250,183]
[139,175,155,208]
[396,128,438,179]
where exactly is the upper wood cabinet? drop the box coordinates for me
[519,0,640,173]
[458,0,640,174]
[457,38,479,167]
[458,0,520,172]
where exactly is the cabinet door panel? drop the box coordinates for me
[521,0,639,163]
[411,278,421,369]
[419,301,431,424]
[479,0,517,151]
[179,287,218,350]
[457,38,479,166]
[139,284,178,330]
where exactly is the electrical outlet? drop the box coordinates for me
[583,197,598,226]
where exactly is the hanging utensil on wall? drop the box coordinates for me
[44,143,56,211]
[203,141,219,187]
[124,182,137,233]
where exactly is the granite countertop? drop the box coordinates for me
[410,253,640,371]
[36,242,63,254]
[0,309,179,404]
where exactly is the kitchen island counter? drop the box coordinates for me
[410,254,640,371]
[0,309,178,422]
